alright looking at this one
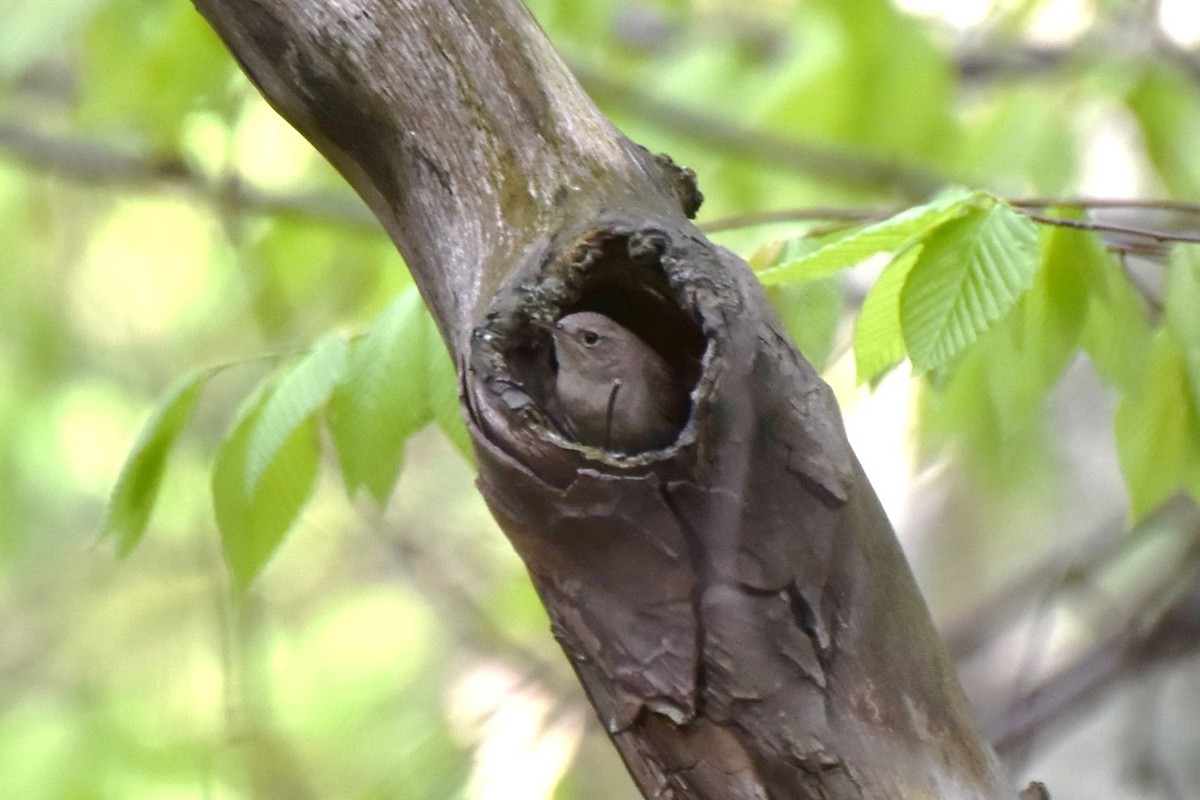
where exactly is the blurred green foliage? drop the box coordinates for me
[4,0,1200,798]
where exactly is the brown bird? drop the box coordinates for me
[545,312,687,453]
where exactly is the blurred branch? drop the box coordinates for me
[0,118,377,229]
[383,530,580,701]
[951,17,1194,84]
[702,198,1200,261]
[981,496,1200,760]
[573,66,948,200]
[944,510,1129,663]
[956,44,1073,82]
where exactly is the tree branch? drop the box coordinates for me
[982,496,1200,760]
[0,118,377,228]
[191,3,1015,797]
[573,66,947,201]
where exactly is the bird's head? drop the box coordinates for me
[546,312,637,382]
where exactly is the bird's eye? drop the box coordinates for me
[582,330,600,346]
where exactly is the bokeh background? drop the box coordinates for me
[3,0,1200,797]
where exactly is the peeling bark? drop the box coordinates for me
[193,1,1020,797]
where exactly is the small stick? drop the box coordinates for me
[604,379,622,451]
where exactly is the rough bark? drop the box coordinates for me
[192,1,1018,797]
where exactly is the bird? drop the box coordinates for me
[543,311,687,453]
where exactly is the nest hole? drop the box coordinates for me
[559,237,706,391]
[501,229,708,452]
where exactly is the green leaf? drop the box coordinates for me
[900,202,1040,370]
[103,371,207,556]
[328,289,464,502]
[752,0,955,162]
[765,276,844,372]
[1021,223,1092,380]
[1080,238,1152,392]
[756,188,980,285]
[919,317,1059,496]
[982,221,1093,436]
[213,389,320,593]
[952,84,1078,194]
[1126,65,1200,198]
[1115,332,1200,519]
[1166,244,1200,410]
[854,247,919,384]
[245,333,348,495]
[78,0,237,146]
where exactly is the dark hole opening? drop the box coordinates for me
[503,231,708,450]
[559,235,706,392]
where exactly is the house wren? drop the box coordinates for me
[545,311,687,453]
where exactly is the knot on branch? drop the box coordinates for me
[649,150,704,219]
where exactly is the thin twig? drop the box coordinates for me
[1020,211,1200,245]
[1012,197,1200,216]
[701,201,1200,256]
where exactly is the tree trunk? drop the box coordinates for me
[192,1,1018,797]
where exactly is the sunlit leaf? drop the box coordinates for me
[1080,237,1152,392]
[245,333,348,495]
[213,389,319,593]
[1126,65,1200,198]
[854,247,919,384]
[919,321,1057,494]
[952,84,1078,194]
[983,221,1093,436]
[900,201,1040,370]
[765,276,844,372]
[1115,332,1200,519]
[756,188,979,285]
[753,0,955,161]
[1166,244,1200,411]
[747,228,853,273]
[103,371,207,556]
[328,288,469,501]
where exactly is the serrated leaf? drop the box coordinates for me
[900,202,1040,370]
[328,289,444,502]
[245,333,348,495]
[756,188,980,285]
[1115,332,1200,519]
[854,247,919,384]
[213,389,319,593]
[103,371,207,556]
[747,227,856,273]
[765,276,844,372]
